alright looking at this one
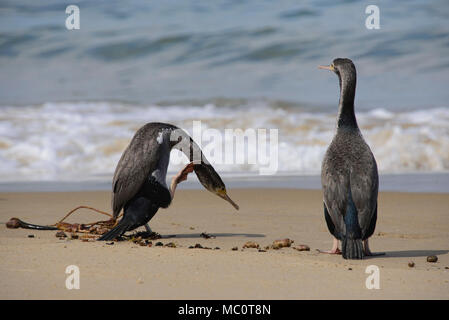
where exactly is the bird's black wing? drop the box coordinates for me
[321,151,348,239]
[111,124,169,218]
[350,149,379,239]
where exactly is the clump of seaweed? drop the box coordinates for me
[6,206,125,241]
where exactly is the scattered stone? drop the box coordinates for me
[106,242,114,245]
[444,266,448,269]
[200,232,216,239]
[232,246,238,251]
[427,255,438,263]
[264,246,270,250]
[56,231,67,238]
[155,242,163,246]
[348,268,352,271]
[70,233,79,239]
[408,262,415,268]
[258,249,266,252]
[190,227,195,230]
[27,234,35,238]
[165,242,177,248]
[272,238,294,249]
[82,238,89,242]
[243,241,259,249]
[214,247,220,250]
[293,244,310,251]
[188,243,212,249]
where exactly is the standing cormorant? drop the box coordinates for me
[98,122,239,241]
[318,58,383,259]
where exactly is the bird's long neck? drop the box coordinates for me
[169,128,209,165]
[337,71,358,130]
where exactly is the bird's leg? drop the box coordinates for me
[363,239,385,256]
[317,238,341,254]
[144,224,153,234]
[170,162,195,199]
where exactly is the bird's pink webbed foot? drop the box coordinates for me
[170,162,195,199]
[174,162,194,184]
[317,238,342,254]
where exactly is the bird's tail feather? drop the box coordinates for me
[97,219,132,241]
[342,237,364,259]
[341,182,364,259]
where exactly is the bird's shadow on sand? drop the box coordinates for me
[161,233,266,239]
[368,249,448,259]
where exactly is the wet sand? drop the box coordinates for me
[0,189,448,299]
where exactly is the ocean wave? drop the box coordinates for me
[0,101,448,181]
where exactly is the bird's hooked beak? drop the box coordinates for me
[216,189,239,210]
[318,64,335,72]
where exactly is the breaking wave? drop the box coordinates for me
[0,100,448,181]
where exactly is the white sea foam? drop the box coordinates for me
[0,101,448,182]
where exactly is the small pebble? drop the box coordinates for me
[348,268,352,270]
[155,242,163,246]
[243,241,259,249]
[27,234,35,238]
[165,242,176,248]
[272,238,294,249]
[106,242,114,245]
[427,255,438,263]
[194,243,203,249]
[70,233,79,239]
[258,249,266,252]
[200,232,215,239]
[408,262,415,268]
[293,244,310,251]
[232,247,238,251]
[214,247,220,250]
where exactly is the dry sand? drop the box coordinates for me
[0,189,448,299]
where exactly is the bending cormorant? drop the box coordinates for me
[98,122,238,241]
[318,58,383,259]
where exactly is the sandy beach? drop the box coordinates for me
[0,188,448,299]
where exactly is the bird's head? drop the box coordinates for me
[193,163,239,210]
[319,58,356,79]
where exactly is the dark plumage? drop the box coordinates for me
[319,58,382,259]
[98,122,238,241]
